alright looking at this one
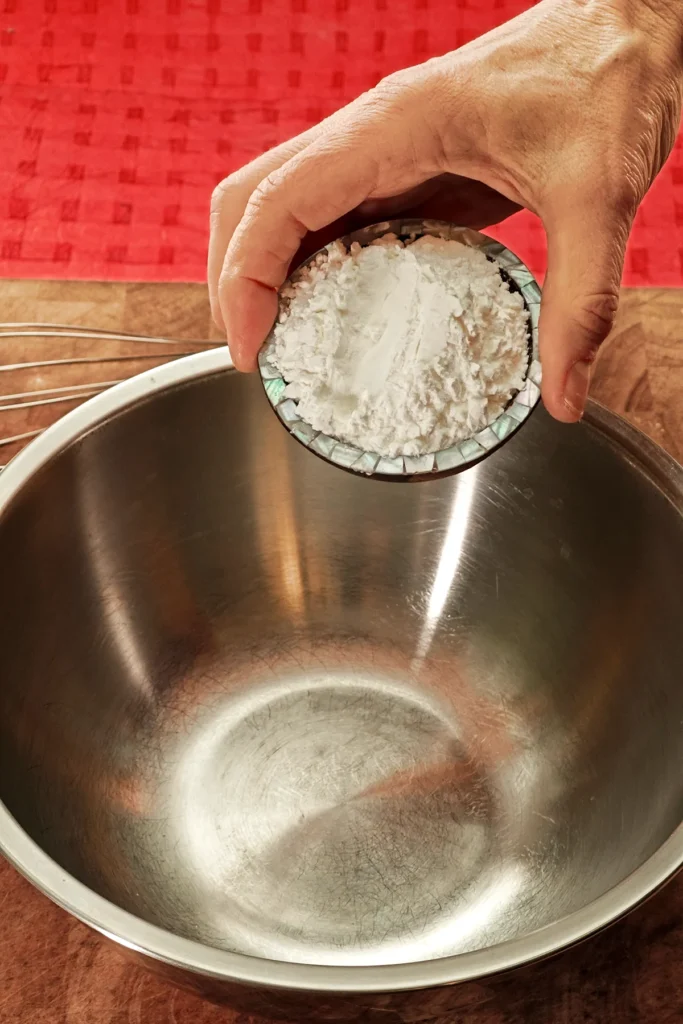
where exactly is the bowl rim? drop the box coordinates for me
[0,347,682,994]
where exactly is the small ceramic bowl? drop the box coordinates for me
[258,218,542,480]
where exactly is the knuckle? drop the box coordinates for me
[255,169,286,200]
[210,181,225,209]
[210,176,234,210]
[374,67,414,96]
[611,175,641,219]
[583,174,639,223]
[217,264,236,295]
[372,69,425,115]
[244,169,288,218]
[209,184,226,227]
[211,162,267,210]
[368,66,444,172]
[209,174,244,229]
[570,290,620,349]
[597,153,649,221]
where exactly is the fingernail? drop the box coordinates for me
[564,360,592,420]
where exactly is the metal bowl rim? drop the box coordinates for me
[0,347,682,994]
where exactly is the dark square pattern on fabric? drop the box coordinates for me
[0,0,681,283]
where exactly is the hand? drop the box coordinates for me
[209,0,682,422]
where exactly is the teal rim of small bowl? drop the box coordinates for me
[259,219,542,479]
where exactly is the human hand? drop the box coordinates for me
[209,0,682,422]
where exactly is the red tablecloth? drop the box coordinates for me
[0,0,681,284]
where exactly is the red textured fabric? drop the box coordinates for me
[0,0,681,284]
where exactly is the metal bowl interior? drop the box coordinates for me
[0,351,682,998]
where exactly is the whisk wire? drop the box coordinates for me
[0,322,215,471]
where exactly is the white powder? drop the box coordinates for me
[266,234,529,458]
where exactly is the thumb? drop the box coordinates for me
[539,200,631,422]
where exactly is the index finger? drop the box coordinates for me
[219,141,379,370]
[208,96,374,333]
[208,131,317,331]
[218,102,440,370]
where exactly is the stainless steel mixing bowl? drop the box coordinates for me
[0,349,682,1023]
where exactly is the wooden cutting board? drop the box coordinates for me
[0,281,682,1024]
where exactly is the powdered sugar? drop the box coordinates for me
[267,233,530,458]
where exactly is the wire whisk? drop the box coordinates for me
[0,323,215,470]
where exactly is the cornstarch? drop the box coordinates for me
[268,233,529,458]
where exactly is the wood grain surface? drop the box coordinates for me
[0,281,682,1024]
